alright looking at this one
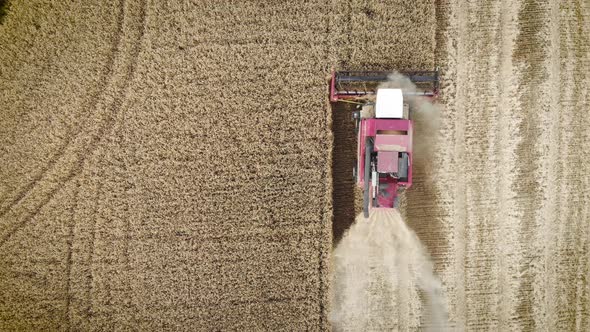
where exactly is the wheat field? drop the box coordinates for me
[1,0,589,331]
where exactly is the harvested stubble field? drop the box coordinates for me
[0,0,589,331]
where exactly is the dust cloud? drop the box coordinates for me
[378,72,441,162]
[330,209,449,331]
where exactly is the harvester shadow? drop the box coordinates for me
[331,102,359,245]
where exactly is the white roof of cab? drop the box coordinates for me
[375,88,403,119]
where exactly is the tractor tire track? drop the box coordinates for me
[0,0,126,218]
[0,0,127,246]
[0,0,147,250]
[68,0,148,328]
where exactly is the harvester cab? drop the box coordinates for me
[329,70,439,218]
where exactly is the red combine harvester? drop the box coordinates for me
[329,70,439,218]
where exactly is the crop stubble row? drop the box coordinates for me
[427,0,590,330]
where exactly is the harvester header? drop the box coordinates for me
[330,70,439,102]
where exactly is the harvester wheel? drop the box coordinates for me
[352,111,360,135]
[363,139,373,218]
[373,175,378,208]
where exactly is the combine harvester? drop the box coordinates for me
[329,70,439,217]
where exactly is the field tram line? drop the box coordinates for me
[0,0,147,249]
